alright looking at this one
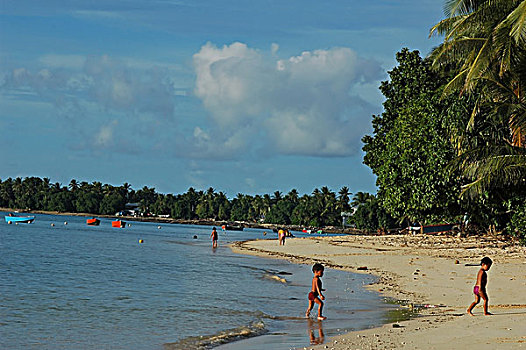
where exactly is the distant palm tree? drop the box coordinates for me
[102,184,113,196]
[91,182,103,194]
[68,179,79,191]
[120,182,132,201]
[285,189,299,203]
[263,194,272,213]
[338,186,352,212]
[351,192,374,207]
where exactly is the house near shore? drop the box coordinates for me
[116,203,142,217]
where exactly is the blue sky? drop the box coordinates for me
[0,0,444,197]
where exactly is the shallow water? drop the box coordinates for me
[0,213,398,349]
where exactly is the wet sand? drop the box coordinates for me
[231,234,526,349]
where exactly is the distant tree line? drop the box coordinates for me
[0,177,365,227]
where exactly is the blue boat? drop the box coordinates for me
[5,213,35,224]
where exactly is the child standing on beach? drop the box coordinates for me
[306,263,327,320]
[467,257,493,316]
[210,227,218,248]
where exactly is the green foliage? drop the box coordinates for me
[430,0,526,197]
[75,191,102,214]
[363,48,465,223]
[350,195,396,232]
[507,201,526,244]
[287,187,342,227]
[265,200,295,225]
[46,191,75,212]
[99,192,126,215]
[195,202,208,219]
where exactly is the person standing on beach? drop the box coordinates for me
[306,263,327,320]
[210,227,218,248]
[467,257,492,316]
[278,229,285,245]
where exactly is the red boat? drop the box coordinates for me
[86,218,100,226]
[112,220,126,228]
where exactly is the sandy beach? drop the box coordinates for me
[231,234,526,349]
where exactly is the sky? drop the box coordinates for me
[0,0,445,197]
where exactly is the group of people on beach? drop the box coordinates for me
[209,226,494,320]
[304,256,493,321]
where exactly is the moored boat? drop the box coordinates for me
[87,218,100,226]
[221,224,244,231]
[5,213,35,224]
[112,220,126,228]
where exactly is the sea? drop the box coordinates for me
[0,212,406,350]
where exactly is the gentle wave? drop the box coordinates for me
[262,273,288,284]
[163,321,267,350]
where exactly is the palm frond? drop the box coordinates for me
[461,153,526,197]
[502,0,526,44]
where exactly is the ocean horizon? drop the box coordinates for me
[1,212,401,349]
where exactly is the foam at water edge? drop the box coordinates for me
[164,321,267,350]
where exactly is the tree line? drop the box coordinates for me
[360,0,526,243]
[0,177,372,227]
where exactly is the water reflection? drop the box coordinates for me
[307,318,325,345]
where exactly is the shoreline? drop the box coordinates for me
[230,234,526,349]
[0,207,362,234]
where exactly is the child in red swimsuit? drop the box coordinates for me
[306,263,327,320]
[210,227,218,248]
[467,257,492,316]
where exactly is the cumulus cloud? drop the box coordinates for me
[1,43,384,160]
[2,54,180,152]
[192,42,383,158]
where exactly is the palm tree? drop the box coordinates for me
[430,0,526,195]
[285,189,299,203]
[262,194,272,215]
[91,182,103,194]
[351,192,374,207]
[68,179,79,192]
[338,186,351,212]
[102,184,113,196]
[430,0,526,95]
[120,182,132,201]
[272,191,282,204]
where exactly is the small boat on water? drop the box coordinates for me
[112,220,126,228]
[86,218,100,226]
[5,213,35,224]
[221,224,244,231]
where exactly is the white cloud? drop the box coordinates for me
[94,121,117,147]
[192,42,383,157]
[1,44,384,160]
[175,125,254,160]
[1,54,181,152]
[271,43,279,56]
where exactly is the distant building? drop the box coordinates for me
[115,203,142,217]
